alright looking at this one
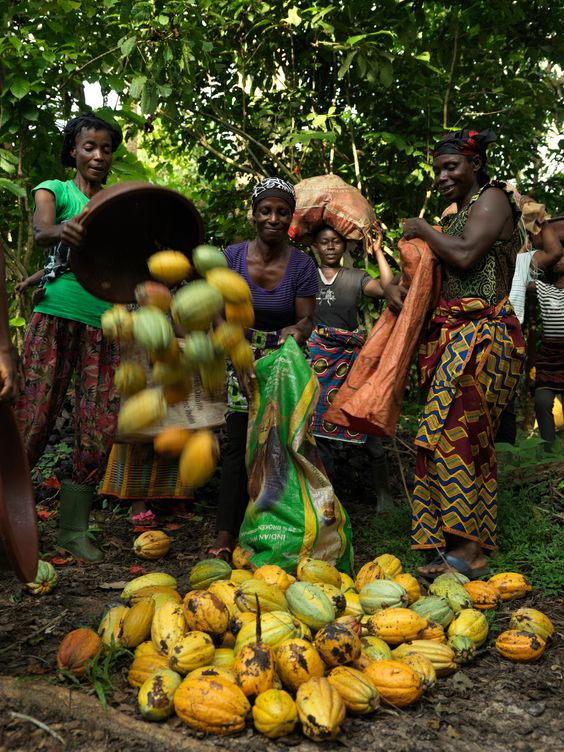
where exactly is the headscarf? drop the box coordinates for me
[252,177,296,212]
[433,128,497,162]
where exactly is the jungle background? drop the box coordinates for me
[0,2,563,750]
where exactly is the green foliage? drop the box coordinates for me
[1,0,561,320]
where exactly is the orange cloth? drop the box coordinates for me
[324,236,442,437]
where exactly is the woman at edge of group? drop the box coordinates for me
[14,112,122,563]
[208,177,319,561]
[307,224,395,508]
[394,128,526,580]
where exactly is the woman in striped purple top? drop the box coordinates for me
[208,178,319,561]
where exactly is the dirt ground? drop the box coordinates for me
[0,439,563,752]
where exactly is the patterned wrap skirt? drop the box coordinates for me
[307,326,367,444]
[411,297,525,551]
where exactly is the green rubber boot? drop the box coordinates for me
[57,481,104,563]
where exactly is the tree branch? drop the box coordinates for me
[442,16,460,130]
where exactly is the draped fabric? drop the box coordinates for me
[100,442,192,500]
[307,326,366,443]
[411,297,525,550]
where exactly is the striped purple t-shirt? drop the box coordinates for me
[223,242,319,330]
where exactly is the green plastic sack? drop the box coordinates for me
[238,337,354,574]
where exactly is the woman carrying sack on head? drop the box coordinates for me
[307,224,395,508]
[14,112,122,563]
[392,128,526,580]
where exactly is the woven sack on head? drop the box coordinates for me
[288,174,382,255]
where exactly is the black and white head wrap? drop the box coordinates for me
[251,177,296,212]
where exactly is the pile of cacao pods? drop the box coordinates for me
[54,551,555,740]
[101,245,254,489]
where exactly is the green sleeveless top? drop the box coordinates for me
[440,181,523,305]
[31,179,111,328]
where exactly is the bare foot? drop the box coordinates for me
[207,530,235,562]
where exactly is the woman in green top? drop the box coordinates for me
[14,112,122,563]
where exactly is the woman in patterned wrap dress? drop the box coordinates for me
[397,128,525,580]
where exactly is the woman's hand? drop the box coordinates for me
[402,217,430,240]
[0,350,16,402]
[59,216,86,249]
[384,280,408,314]
[279,325,305,346]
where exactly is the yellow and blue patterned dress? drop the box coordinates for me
[411,182,525,551]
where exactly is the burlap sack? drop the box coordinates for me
[324,236,442,437]
[288,174,382,255]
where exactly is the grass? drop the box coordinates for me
[354,435,564,595]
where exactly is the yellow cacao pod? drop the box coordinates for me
[253,564,296,593]
[224,300,255,327]
[393,573,421,605]
[231,545,256,571]
[179,429,220,489]
[297,558,342,589]
[234,579,288,614]
[327,666,380,714]
[373,553,403,578]
[206,267,251,304]
[169,631,215,674]
[296,677,346,741]
[397,652,437,689]
[182,590,230,639]
[366,608,428,645]
[463,580,502,610]
[151,601,186,655]
[363,659,423,707]
[147,250,191,284]
[509,608,554,641]
[187,665,236,684]
[495,629,546,662]
[392,640,457,677]
[275,638,325,692]
[174,675,251,735]
[117,388,168,438]
[133,530,172,561]
[212,321,245,354]
[119,599,155,648]
[354,561,385,592]
[121,572,176,603]
[447,608,489,647]
[252,688,297,739]
[234,611,300,654]
[314,622,362,667]
[488,572,532,601]
[230,568,254,585]
[137,669,182,721]
[234,642,276,697]
[208,580,239,616]
[101,304,133,341]
[114,361,146,397]
[127,652,170,688]
[98,605,128,648]
[153,427,192,458]
[212,648,235,669]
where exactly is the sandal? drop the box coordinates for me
[206,546,233,563]
[131,509,157,531]
[417,552,490,581]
